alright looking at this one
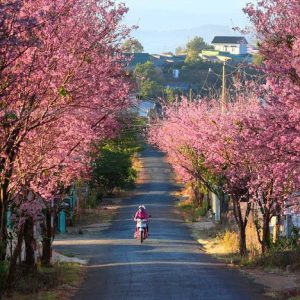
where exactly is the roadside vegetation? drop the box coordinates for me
[72,114,146,227]
[176,180,300,268]
[150,0,300,267]
[2,262,83,300]
[89,115,145,199]
[0,112,146,298]
[176,186,300,298]
[0,0,147,297]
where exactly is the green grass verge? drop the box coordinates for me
[3,262,84,300]
[177,200,208,222]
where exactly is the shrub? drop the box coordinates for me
[218,230,239,253]
[0,262,8,293]
[253,248,300,269]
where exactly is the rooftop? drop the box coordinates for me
[124,53,151,67]
[211,36,248,44]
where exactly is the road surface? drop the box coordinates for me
[55,147,268,300]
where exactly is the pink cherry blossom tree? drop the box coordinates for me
[243,0,300,250]
[149,98,255,255]
[150,0,300,255]
[0,0,131,268]
[149,93,299,254]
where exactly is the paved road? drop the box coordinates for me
[55,147,268,300]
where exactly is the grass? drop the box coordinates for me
[191,224,300,269]
[59,252,76,258]
[177,199,207,222]
[3,262,84,300]
[0,261,8,296]
[73,204,118,227]
[251,248,300,270]
[176,192,300,299]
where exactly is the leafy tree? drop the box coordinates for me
[175,36,213,64]
[185,49,201,64]
[92,148,136,195]
[175,46,186,55]
[164,87,176,103]
[252,53,263,66]
[122,38,144,53]
[0,0,130,279]
[133,62,163,99]
[134,61,158,81]
[90,116,144,196]
[186,36,212,52]
[140,80,162,99]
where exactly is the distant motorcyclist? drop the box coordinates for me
[134,205,150,236]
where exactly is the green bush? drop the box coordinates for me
[89,115,143,198]
[248,234,300,269]
[92,148,136,195]
[0,261,8,293]
[195,206,207,217]
[4,262,82,299]
[253,248,300,269]
[177,199,209,222]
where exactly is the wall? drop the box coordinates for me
[214,44,247,55]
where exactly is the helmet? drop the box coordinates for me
[138,205,145,211]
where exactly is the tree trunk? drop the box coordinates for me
[42,209,52,267]
[0,186,8,261]
[7,225,24,289]
[232,195,251,256]
[273,215,280,243]
[24,218,36,271]
[261,212,271,254]
[0,128,22,261]
[239,225,247,256]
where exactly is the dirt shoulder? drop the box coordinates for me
[188,221,300,300]
[58,152,146,237]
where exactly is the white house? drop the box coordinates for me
[211,36,248,55]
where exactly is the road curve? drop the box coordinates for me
[55,147,268,300]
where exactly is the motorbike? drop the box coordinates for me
[134,218,148,243]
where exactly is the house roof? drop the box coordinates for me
[124,53,151,67]
[211,36,248,44]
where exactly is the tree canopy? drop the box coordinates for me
[133,62,163,99]
[175,36,213,63]
[122,38,144,53]
[186,36,212,53]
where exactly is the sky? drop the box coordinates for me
[121,0,251,53]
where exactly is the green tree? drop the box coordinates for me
[133,62,163,99]
[176,36,213,64]
[185,49,201,64]
[253,52,263,66]
[122,38,144,53]
[186,36,212,52]
[140,80,162,99]
[164,87,176,103]
[91,148,136,195]
[175,46,186,55]
[134,61,157,80]
[90,116,144,197]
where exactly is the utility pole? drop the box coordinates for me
[221,61,226,113]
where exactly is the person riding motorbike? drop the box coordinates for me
[134,205,150,237]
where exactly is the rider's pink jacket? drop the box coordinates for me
[134,210,149,220]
